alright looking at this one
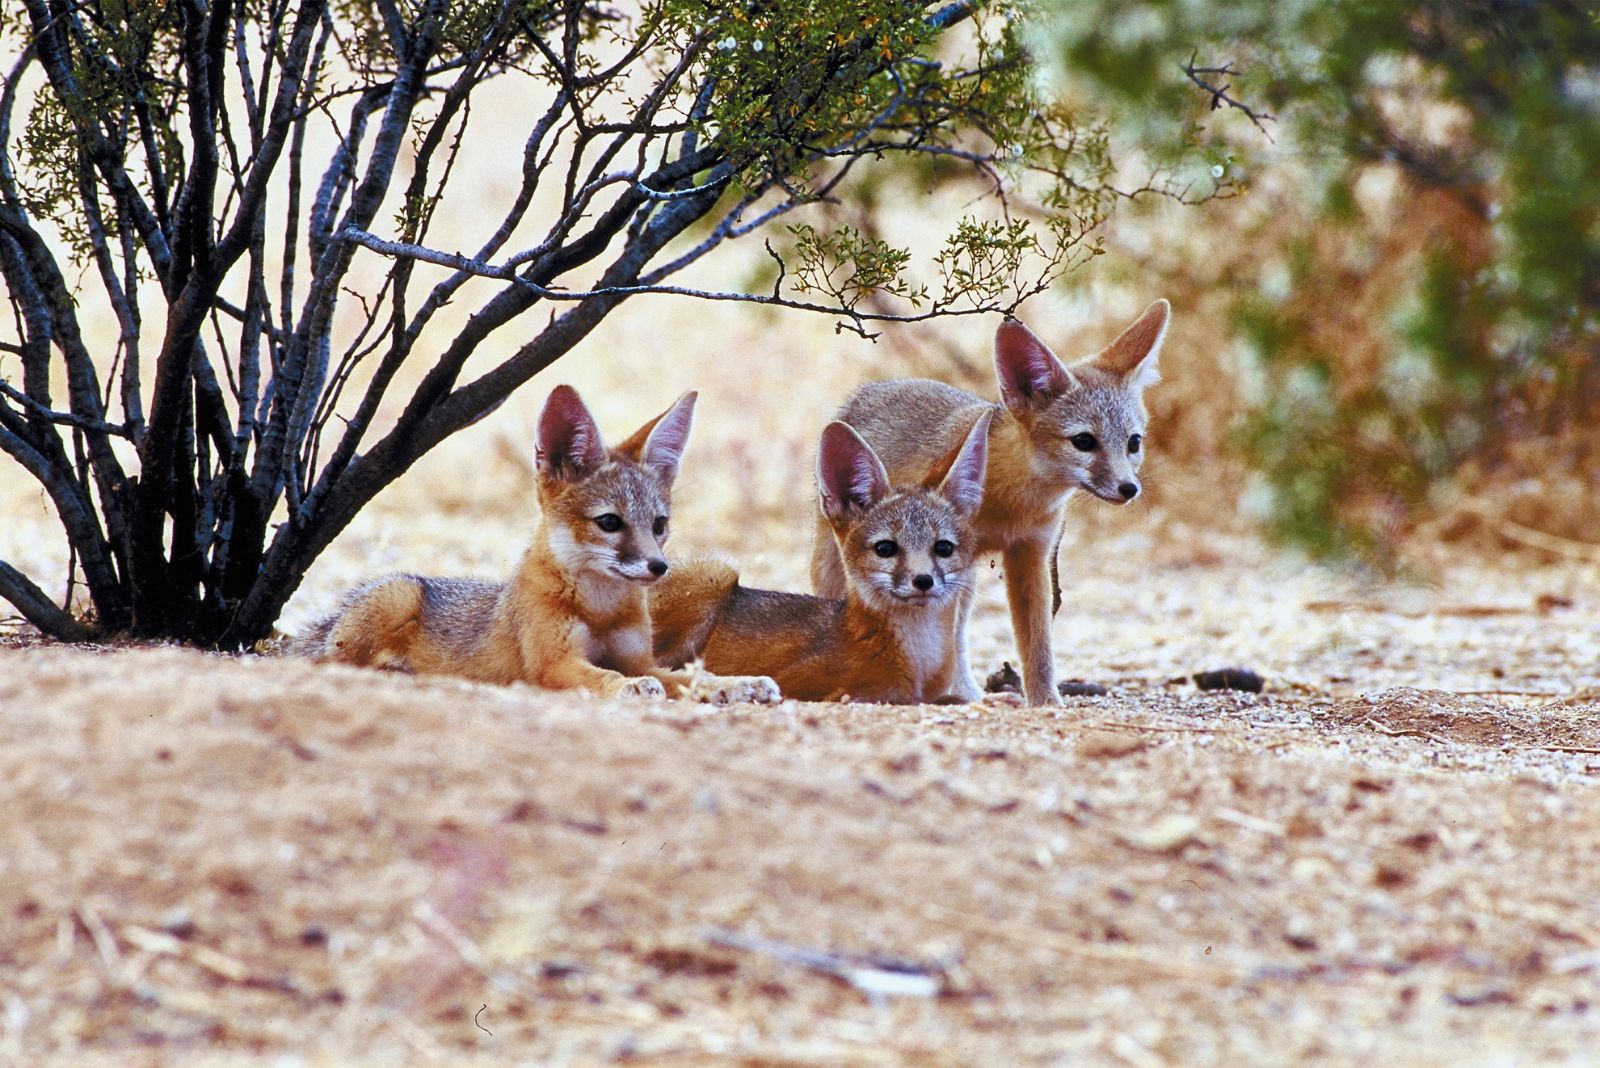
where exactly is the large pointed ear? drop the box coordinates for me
[816,421,890,524]
[995,317,1075,413]
[615,391,697,487]
[535,385,608,481]
[1094,299,1169,390]
[933,410,991,518]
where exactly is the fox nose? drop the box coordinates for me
[1117,482,1139,500]
[648,559,668,577]
[912,573,934,592]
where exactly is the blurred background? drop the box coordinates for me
[1044,0,1600,566]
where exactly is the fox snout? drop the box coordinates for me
[1080,480,1139,505]
[614,551,670,583]
[1071,461,1141,505]
[1094,478,1140,504]
[890,565,948,601]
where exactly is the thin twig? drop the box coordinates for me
[1493,515,1600,563]
[342,225,1030,339]
[1364,718,1450,745]
[0,380,131,437]
[1183,51,1275,138]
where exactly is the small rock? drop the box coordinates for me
[1289,855,1335,882]
[1372,862,1411,889]
[1193,668,1264,693]
[1117,814,1202,853]
[985,664,1108,698]
[540,961,584,980]
[160,908,197,940]
[1077,730,1147,759]
[1284,812,1322,839]
[1284,917,1319,951]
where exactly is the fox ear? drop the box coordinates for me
[935,410,991,518]
[615,391,697,487]
[817,421,890,523]
[535,385,608,481]
[1095,298,1169,390]
[995,317,1075,413]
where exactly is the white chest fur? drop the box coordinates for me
[569,573,647,669]
[891,609,953,699]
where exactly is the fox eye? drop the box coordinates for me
[1069,432,1099,452]
[652,516,668,537]
[933,539,955,558]
[1128,434,1143,454]
[873,540,899,558]
[594,514,624,533]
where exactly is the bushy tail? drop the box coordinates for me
[649,556,739,667]
[279,575,424,668]
[273,614,337,659]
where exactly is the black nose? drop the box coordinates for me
[1117,482,1139,500]
[648,559,668,577]
[912,573,934,591]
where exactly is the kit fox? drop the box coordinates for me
[811,300,1171,705]
[291,385,779,704]
[650,412,991,704]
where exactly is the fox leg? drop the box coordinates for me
[945,587,983,701]
[589,625,748,701]
[649,667,781,705]
[1003,537,1061,706]
[539,655,664,699]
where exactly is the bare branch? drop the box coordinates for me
[0,559,93,641]
[0,380,131,437]
[1183,52,1276,138]
[342,224,1033,339]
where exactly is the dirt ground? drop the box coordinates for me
[3,532,1599,1067]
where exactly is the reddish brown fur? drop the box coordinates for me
[652,415,990,704]
[812,301,1172,704]
[290,387,777,704]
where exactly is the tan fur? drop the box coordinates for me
[811,301,1172,705]
[653,416,990,704]
[290,387,778,704]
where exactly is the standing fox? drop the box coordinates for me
[650,412,990,704]
[812,300,1171,705]
[290,385,778,704]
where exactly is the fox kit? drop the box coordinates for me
[650,412,990,704]
[293,385,779,704]
[811,300,1170,706]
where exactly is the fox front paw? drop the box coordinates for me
[619,676,667,700]
[698,675,782,706]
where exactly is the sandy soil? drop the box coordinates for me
[3,536,1599,1067]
